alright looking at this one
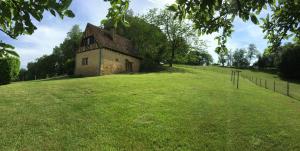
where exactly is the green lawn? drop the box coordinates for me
[182,65,300,100]
[1,66,300,150]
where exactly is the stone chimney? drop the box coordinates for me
[110,28,116,41]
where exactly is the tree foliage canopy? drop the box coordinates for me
[25,25,82,80]
[102,0,130,28]
[143,9,199,67]
[0,0,75,58]
[169,0,300,51]
[233,48,249,68]
[103,10,169,70]
[105,0,300,53]
[0,56,20,85]
[0,0,74,39]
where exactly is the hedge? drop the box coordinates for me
[0,57,20,85]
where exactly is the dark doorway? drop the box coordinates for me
[125,60,133,73]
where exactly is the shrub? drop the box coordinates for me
[279,45,300,79]
[0,57,20,85]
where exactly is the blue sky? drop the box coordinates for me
[0,0,269,68]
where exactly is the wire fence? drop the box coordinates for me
[191,66,300,101]
[241,73,300,101]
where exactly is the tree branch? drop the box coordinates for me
[0,28,16,39]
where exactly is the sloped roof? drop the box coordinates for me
[86,23,141,59]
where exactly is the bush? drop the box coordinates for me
[279,45,300,79]
[0,57,20,85]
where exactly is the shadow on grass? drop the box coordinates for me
[1,65,192,86]
[244,68,300,84]
[30,75,86,82]
[139,65,193,74]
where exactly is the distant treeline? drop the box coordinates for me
[19,25,82,81]
[255,42,300,79]
[216,42,300,80]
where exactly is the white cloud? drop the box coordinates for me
[70,0,109,26]
[200,33,219,62]
[15,25,68,68]
[234,19,265,39]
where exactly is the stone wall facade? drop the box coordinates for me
[75,48,141,76]
[75,49,100,76]
[100,48,141,75]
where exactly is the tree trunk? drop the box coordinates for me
[169,42,175,67]
[169,50,174,67]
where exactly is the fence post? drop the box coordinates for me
[274,80,276,92]
[237,71,240,89]
[233,71,236,85]
[265,80,267,89]
[231,71,233,81]
[287,82,290,96]
[260,79,262,87]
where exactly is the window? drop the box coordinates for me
[81,36,95,47]
[86,36,95,45]
[82,58,88,65]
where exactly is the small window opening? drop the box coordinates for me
[82,58,88,65]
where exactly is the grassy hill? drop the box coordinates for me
[1,66,300,150]
[182,65,300,100]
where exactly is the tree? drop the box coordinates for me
[215,47,227,66]
[143,9,195,67]
[102,0,130,28]
[24,25,82,80]
[18,68,28,81]
[218,53,227,66]
[247,44,259,64]
[26,54,58,79]
[279,45,300,79]
[233,48,249,68]
[0,0,75,54]
[102,10,169,70]
[0,1,79,83]
[261,1,300,49]
[103,0,300,52]
[226,49,234,67]
[52,25,82,75]
[0,53,20,85]
[0,43,19,58]
[166,0,300,52]
[186,50,213,66]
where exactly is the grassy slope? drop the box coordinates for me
[0,66,300,151]
[182,65,300,100]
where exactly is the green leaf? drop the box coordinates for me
[64,10,75,18]
[4,49,20,57]
[168,4,178,12]
[50,9,56,16]
[0,42,14,49]
[250,14,259,24]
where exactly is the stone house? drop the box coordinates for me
[75,23,141,76]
